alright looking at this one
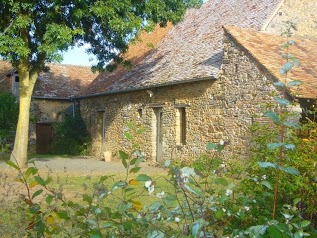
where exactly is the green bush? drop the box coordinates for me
[0,92,18,132]
[51,111,91,155]
[5,124,316,237]
[0,92,18,157]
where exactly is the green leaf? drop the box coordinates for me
[214,209,225,219]
[119,150,129,160]
[34,176,46,186]
[273,81,285,87]
[213,177,228,186]
[136,174,152,181]
[264,111,281,124]
[191,220,204,237]
[268,223,291,237]
[149,202,161,212]
[147,230,164,238]
[284,121,301,129]
[86,219,98,227]
[282,62,294,73]
[164,160,171,167]
[117,202,131,214]
[287,80,302,87]
[90,229,102,238]
[83,194,93,203]
[267,143,285,150]
[258,162,277,169]
[102,222,115,228]
[184,184,203,197]
[163,194,177,206]
[246,225,268,236]
[5,160,19,170]
[293,198,301,206]
[29,204,41,214]
[32,189,43,199]
[25,167,38,177]
[112,181,127,190]
[136,127,145,134]
[300,220,311,228]
[46,194,54,204]
[126,122,133,129]
[284,144,295,150]
[129,167,141,174]
[279,166,300,175]
[261,181,273,190]
[273,97,291,106]
[206,142,217,150]
[123,132,133,140]
[57,210,69,219]
[130,157,137,165]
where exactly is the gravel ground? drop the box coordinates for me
[0,156,166,176]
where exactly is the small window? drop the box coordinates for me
[12,74,20,96]
[138,108,143,118]
[176,107,186,145]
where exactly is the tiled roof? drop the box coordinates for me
[0,61,97,98]
[33,64,97,98]
[0,60,13,82]
[83,23,172,96]
[83,0,281,96]
[224,26,317,99]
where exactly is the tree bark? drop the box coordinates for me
[11,62,38,168]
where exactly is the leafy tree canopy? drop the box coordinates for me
[0,0,202,71]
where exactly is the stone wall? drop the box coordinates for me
[264,0,317,37]
[220,33,282,158]
[0,75,13,93]
[80,35,283,162]
[28,99,72,152]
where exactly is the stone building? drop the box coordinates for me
[77,0,317,162]
[0,62,97,152]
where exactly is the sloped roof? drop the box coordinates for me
[83,0,281,96]
[224,26,317,99]
[84,23,173,96]
[33,64,97,98]
[0,60,13,82]
[0,61,97,98]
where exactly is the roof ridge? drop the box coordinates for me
[261,0,285,31]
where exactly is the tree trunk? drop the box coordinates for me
[11,92,32,168]
[11,62,38,168]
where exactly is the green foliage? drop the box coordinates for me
[0,0,202,70]
[0,92,18,157]
[0,92,18,132]
[51,111,91,155]
[5,123,316,237]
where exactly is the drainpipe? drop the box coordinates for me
[72,99,76,117]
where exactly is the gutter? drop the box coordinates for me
[32,96,72,101]
[74,75,217,100]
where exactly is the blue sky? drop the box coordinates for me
[62,45,97,66]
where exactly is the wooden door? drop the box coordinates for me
[36,123,53,154]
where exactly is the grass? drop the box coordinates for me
[0,168,175,237]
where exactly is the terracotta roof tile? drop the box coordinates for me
[0,61,97,98]
[0,60,13,82]
[83,0,281,96]
[224,26,317,99]
[34,64,97,98]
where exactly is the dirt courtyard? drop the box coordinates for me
[0,156,166,176]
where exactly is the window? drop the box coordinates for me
[97,110,106,144]
[176,107,186,145]
[138,108,143,118]
[12,74,20,96]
